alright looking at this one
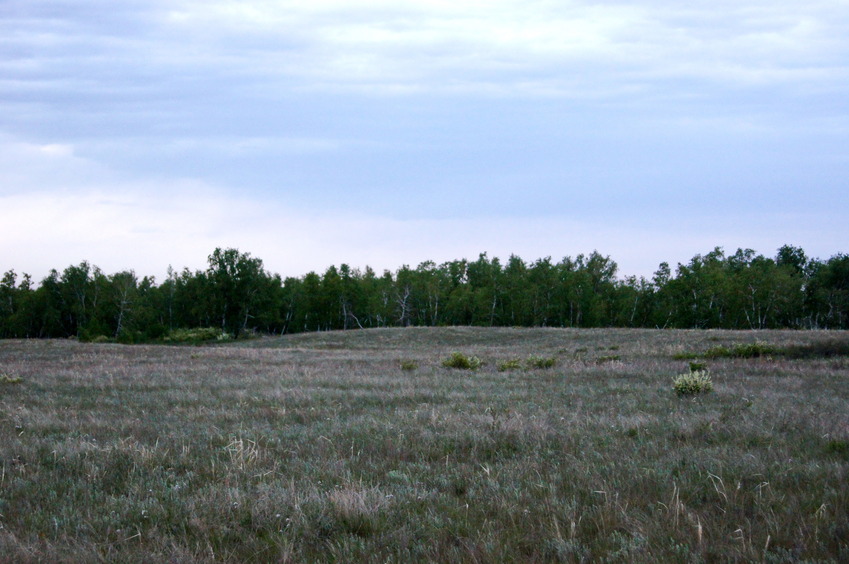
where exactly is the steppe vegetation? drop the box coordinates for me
[1,327,848,562]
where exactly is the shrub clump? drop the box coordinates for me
[782,340,849,359]
[0,373,23,385]
[673,370,713,396]
[399,359,418,371]
[163,327,232,344]
[497,358,523,372]
[442,352,482,370]
[596,355,621,364]
[704,342,776,359]
[825,439,849,459]
[526,355,557,369]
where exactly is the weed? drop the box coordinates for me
[704,342,776,359]
[680,340,849,362]
[672,352,700,360]
[0,373,23,384]
[497,358,523,372]
[825,439,849,459]
[526,355,557,369]
[442,352,482,370]
[399,359,418,371]
[672,370,713,396]
[781,340,849,359]
[162,327,232,344]
[596,355,621,364]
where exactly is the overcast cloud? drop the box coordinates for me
[1,0,847,281]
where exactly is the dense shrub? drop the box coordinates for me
[399,359,418,371]
[442,352,482,370]
[162,327,232,344]
[497,358,523,371]
[526,355,557,369]
[672,370,713,396]
[704,342,776,359]
[0,373,23,384]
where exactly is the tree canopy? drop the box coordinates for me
[1,245,847,341]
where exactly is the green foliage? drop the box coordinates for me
[497,355,556,370]
[0,372,22,384]
[497,358,523,371]
[689,361,707,372]
[596,355,621,364]
[681,340,849,362]
[672,370,713,396]
[781,340,849,359]
[671,351,700,360]
[442,352,482,370]
[704,342,777,359]
[526,355,557,369]
[162,327,232,344]
[3,244,849,340]
[825,439,849,459]
[399,359,418,371]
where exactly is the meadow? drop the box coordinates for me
[0,327,847,562]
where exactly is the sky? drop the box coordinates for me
[1,0,848,283]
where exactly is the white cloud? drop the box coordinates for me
[142,0,848,96]
[1,1,847,284]
[5,0,835,100]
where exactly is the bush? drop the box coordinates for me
[673,370,713,396]
[672,351,700,360]
[782,340,849,359]
[399,359,418,371]
[163,327,232,344]
[526,355,557,369]
[704,342,776,359]
[442,352,482,370]
[497,358,523,372]
[0,373,23,384]
[596,355,621,364]
[689,362,707,372]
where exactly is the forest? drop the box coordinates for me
[1,245,847,341]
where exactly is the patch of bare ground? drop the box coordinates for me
[1,328,847,562]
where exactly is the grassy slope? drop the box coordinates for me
[0,327,847,562]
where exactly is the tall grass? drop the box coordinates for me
[1,328,847,562]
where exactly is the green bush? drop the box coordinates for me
[596,355,621,364]
[163,327,232,344]
[399,359,418,371]
[0,373,23,385]
[825,439,849,458]
[526,355,557,369]
[782,340,849,359]
[704,342,776,359]
[442,352,482,370]
[689,362,707,372]
[497,358,523,372]
[671,351,700,360]
[672,370,713,396]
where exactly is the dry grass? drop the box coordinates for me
[1,327,848,562]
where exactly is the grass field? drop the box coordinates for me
[1,327,848,562]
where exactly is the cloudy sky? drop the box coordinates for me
[2,0,847,282]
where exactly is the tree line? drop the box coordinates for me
[1,245,847,342]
